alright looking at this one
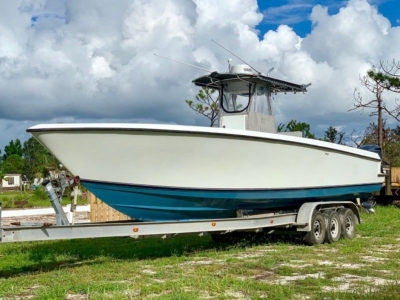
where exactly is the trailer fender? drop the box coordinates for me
[296,201,360,232]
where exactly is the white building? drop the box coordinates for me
[1,174,22,191]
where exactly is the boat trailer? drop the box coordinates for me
[0,176,361,246]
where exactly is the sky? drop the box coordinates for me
[0,0,400,151]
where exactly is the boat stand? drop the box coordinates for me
[42,173,76,226]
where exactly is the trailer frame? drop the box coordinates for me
[1,203,360,244]
[0,177,361,245]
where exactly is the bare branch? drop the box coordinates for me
[382,106,400,122]
[348,88,378,113]
[377,60,400,93]
[380,59,400,77]
[349,129,363,148]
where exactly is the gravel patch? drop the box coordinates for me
[270,272,326,285]
[323,274,397,293]
[1,212,89,227]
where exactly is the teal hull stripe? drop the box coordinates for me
[82,181,381,221]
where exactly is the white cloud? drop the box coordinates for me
[261,0,348,27]
[0,0,399,150]
[262,3,315,25]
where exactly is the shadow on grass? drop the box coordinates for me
[0,231,306,278]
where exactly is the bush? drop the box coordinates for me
[14,193,30,201]
[32,187,48,201]
[1,196,14,208]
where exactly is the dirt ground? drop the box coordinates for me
[1,211,90,227]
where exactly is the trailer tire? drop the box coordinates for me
[303,212,326,245]
[338,208,356,239]
[324,211,342,243]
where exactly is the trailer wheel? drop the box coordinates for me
[338,208,356,239]
[324,211,342,243]
[303,212,326,245]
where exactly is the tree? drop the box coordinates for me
[364,122,400,166]
[0,170,6,193]
[349,67,400,150]
[380,59,400,93]
[23,137,60,180]
[3,139,23,161]
[349,129,364,148]
[350,121,400,166]
[2,154,25,174]
[185,87,219,127]
[384,133,400,166]
[323,126,345,144]
[277,120,316,139]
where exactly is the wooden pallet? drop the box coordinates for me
[391,167,400,185]
[88,192,132,222]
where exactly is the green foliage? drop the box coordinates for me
[277,119,316,138]
[361,122,400,166]
[0,189,87,209]
[0,171,6,197]
[0,206,399,299]
[323,126,345,144]
[32,186,48,201]
[1,197,15,208]
[2,139,23,161]
[0,137,63,194]
[2,154,25,174]
[23,137,59,180]
[185,87,219,126]
[0,192,31,208]
[367,69,400,91]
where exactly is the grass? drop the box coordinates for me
[0,205,399,299]
[1,188,87,209]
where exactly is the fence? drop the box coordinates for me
[391,167,400,184]
[88,192,132,222]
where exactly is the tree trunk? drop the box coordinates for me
[377,94,384,150]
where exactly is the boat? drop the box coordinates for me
[27,63,384,221]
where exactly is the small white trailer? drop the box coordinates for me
[1,174,22,191]
[0,174,360,245]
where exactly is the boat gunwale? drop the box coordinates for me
[27,124,382,162]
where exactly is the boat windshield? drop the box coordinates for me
[221,81,252,113]
[253,85,272,115]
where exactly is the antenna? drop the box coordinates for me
[267,67,274,77]
[154,54,212,73]
[211,39,261,75]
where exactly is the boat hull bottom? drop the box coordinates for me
[82,181,382,221]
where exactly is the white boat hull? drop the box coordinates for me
[28,124,383,221]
